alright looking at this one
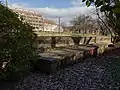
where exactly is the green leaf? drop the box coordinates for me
[115,2,120,8]
[90,0,94,3]
[100,5,106,12]
[104,0,110,3]
[86,0,91,7]
[82,0,86,2]
[95,1,103,7]
[100,5,111,12]
[112,8,120,14]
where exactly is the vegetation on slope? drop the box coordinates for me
[0,4,37,81]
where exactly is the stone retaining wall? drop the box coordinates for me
[36,45,99,73]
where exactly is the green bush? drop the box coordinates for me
[0,4,38,81]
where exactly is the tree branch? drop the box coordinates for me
[95,7,114,37]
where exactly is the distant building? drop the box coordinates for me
[11,8,64,32]
[43,19,64,32]
[12,8,44,31]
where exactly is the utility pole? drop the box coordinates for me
[6,0,8,7]
[58,17,60,33]
[42,18,44,32]
[83,16,85,36]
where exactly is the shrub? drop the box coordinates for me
[0,4,38,81]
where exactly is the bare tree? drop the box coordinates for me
[83,0,120,43]
[70,14,100,35]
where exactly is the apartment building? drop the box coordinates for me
[11,8,64,32]
[12,8,44,31]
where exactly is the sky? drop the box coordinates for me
[1,0,96,25]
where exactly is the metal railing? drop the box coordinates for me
[34,31,111,38]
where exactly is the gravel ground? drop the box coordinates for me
[15,56,120,90]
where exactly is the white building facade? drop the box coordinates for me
[12,8,44,32]
[11,8,64,32]
[43,19,64,32]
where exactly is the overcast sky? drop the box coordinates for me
[2,0,96,25]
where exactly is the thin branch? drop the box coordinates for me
[95,7,114,37]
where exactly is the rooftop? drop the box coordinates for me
[11,8,42,17]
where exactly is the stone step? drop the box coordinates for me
[36,45,100,73]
